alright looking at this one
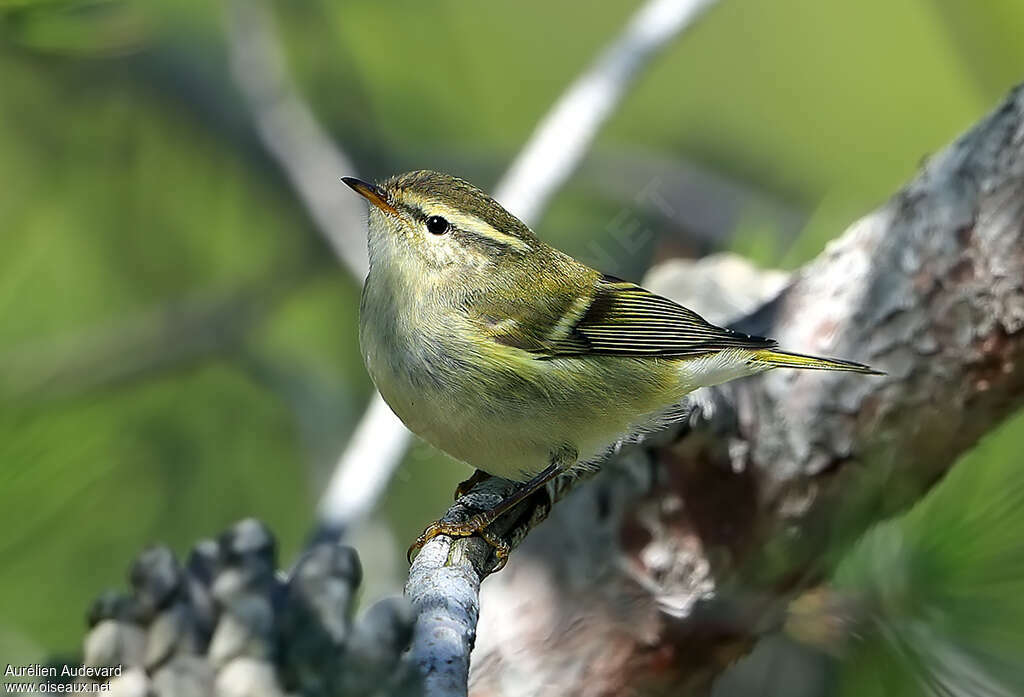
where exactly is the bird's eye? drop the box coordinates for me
[425,215,450,235]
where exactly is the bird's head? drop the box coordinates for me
[343,171,538,290]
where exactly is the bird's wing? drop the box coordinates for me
[473,273,776,359]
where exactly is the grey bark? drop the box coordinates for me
[407,85,1024,696]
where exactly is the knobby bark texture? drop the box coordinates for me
[76,520,420,697]
[408,86,1024,696]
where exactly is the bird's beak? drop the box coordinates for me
[342,177,399,216]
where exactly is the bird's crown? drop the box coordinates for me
[382,170,538,249]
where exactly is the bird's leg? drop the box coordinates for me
[408,463,559,569]
[408,450,574,570]
[453,469,492,500]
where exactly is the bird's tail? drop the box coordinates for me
[750,349,883,375]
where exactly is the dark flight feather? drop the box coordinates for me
[543,275,776,358]
[475,272,776,359]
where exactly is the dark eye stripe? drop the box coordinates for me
[454,229,518,256]
[400,200,529,254]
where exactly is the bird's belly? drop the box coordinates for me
[390,393,554,480]
[370,371,555,480]
[363,335,669,481]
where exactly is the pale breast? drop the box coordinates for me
[360,307,558,479]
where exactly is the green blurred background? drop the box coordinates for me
[2,0,1023,693]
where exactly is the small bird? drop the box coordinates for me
[343,171,880,566]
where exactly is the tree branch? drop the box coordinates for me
[221,0,412,542]
[224,0,369,278]
[495,0,719,222]
[406,85,1024,696]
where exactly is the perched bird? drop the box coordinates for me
[343,171,880,566]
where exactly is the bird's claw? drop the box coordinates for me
[406,516,511,571]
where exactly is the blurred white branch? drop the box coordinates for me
[497,0,718,221]
[224,0,369,277]
[222,0,412,539]
[315,393,412,538]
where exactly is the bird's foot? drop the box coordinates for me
[453,469,492,500]
[408,457,570,572]
[407,515,510,570]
